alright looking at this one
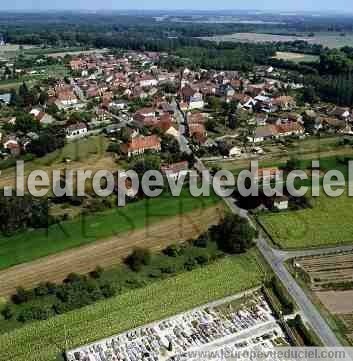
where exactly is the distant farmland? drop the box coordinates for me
[273,51,319,63]
[202,32,353,49]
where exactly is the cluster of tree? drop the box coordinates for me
[3,12,353,47]
[209,214,257,254]
[3,112,40,133]
[274,40,324,56]
[2,269,116,323]
[125,213,257,275]
[268,58,319,75]
[0,194,50,235]
[287,315,319,346]
[303,72,353,107]
[319,49,353,74]
[9,82,48,108]
[27,126,66,157]
[267,276,295,315]
[174,44,276,71]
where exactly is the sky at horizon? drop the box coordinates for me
[0,0,353,12]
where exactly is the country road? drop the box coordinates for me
[191,138,342,346]
[222,190,342,346]
[256,237,342,347]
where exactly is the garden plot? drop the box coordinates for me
[295,252,353,290]
[66,291,288,361]
[294,252,353,345]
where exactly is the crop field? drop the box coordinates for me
[202,31,353,48]
[0,251,265,361]
[0,189,220,271]
[316,291,353,315]
[202,32,313,44]
[0,204,224,297]
[315,292,353,345]
[273,52,319,63]
[294,252,353,345]
[46,48,108,58]
[0,44,35,59]
[0,45,104,59]
[0,63,69,91]
[338,315,353,344]
[257,156,353,249]
[24,64,69,78]
[295,252,353,290]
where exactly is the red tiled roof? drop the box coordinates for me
[273,96,295,106]
[188,112,205,124]
[66,122,87,131]
[276,122,304,134]
[161,161,189,174]
[189,123,206,136]
[257,167,280,177]
[127,135,160,152]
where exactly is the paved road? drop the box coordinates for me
[256,237,342,347]
[278,244,353,262]
[171,99,192,155]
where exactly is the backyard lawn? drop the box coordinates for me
[0,251,264,361]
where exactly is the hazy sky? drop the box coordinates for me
[1,0,353,12]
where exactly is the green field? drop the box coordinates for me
[25,135,109,168]
[0,189,220,270]
[202,31,353,49]
[259,191,353,249]
[256,156,353,249]
[0,64,69,91]
[0,135,111,175]
[0,251,264,361]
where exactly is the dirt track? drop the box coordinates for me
[0,205,223,297]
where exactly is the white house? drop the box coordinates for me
[139,74,158,88]
[66,122,88,139]
[109,100,128,110]
[229,146,242,157]
[30,108,55,125]
[273,196,289,210]
[188,92,204,110]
